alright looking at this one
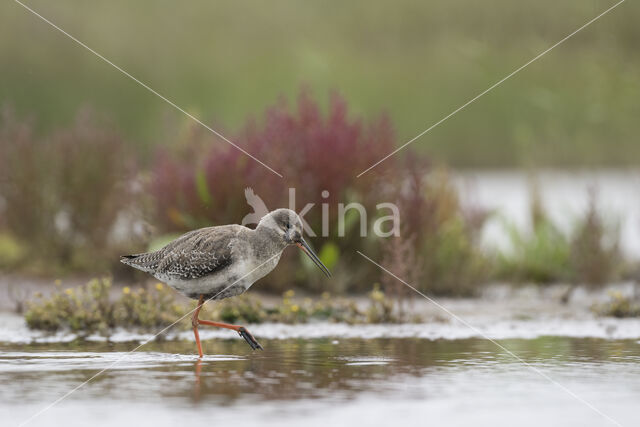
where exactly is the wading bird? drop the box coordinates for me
[121,209,330,357]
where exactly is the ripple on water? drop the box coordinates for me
[335,356,396,366]
[0,351,244,372]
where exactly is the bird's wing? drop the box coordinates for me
[121,225,248,280]
[152,226,239,280]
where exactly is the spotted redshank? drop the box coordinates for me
[121,209,330,356]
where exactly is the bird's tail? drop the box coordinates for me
[120,253,158,273]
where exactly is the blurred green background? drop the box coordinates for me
[2,0,638,168]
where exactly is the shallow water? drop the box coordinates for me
[2,336,639,427]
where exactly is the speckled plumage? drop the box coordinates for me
[121,210,297,300]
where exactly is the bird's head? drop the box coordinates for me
[258,208,331,278]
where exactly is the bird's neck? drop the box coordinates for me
[254,224,288,253]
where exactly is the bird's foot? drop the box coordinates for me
[238,327,263,350]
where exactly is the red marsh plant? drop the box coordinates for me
[152,90,401,292]
[0,108,137,273]
[152,91,398,229]
[151,90,490,295]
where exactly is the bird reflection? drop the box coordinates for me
[193,358,202,401]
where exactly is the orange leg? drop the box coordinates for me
[191,294,263,356]
[192,295,205,357]
[199,320,241,331]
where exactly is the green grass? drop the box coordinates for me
[1,0,639,167]
[497,219,572,283]
[496,188,625,284]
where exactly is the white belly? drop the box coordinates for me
[156,252,282,300]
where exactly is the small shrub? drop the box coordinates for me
[366,285,397,323]
[570,190,622,286]
[389,166,490,296]
[112,283,190,329]
[25,278,190,334]
[380,235,419,317]
[272,289,312,324]
[592,291,640,318]
[215,293,267,324]
[25,278,115,333]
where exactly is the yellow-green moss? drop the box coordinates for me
[592,291,640,318]
[24,278,411,335]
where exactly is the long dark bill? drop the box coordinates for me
[296,238,331,278]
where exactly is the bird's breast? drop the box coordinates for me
[240,250,283,285]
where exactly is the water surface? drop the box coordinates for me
[2,337,639,427]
